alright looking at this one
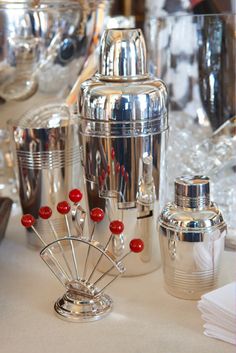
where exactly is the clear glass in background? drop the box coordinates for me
[0,1,109,126]
[0,129,17,200]
[145,13,236,246]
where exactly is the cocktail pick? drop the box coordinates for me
[21,210,145,322]
[82,207,105,280]
[57,201,79,280]
[94,238,144,295]
[69,188,85,234]
[21,214,44,244]
[39,206,73,278]
[21,214,70,282]
[86,220,124,283]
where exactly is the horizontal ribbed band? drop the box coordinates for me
[17,148,80,169]
[79,115,168,137]
[175,194,210,209]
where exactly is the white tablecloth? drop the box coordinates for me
[0,208,235,353]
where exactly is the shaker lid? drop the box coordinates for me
[159,175,226,233]
[98,28,147,80]
[175,176,210,209]
[78,28,168,137]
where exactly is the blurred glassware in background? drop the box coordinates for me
[146,13,235,131]
[145,12,236,246]
[0,129,17,200]
[183,117,236,250]
[0,0,111,124]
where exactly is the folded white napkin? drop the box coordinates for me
[198,282,236,345]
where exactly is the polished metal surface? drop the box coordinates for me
[54,291,113,322]
[39,237,125,321]
[99,28,147,78]
[9,103,81,246]
[78,28,168,276]
[158,175,227,299]
[175,175,210,209]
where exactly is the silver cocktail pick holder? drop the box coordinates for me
[21,188,144,322]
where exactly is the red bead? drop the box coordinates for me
[90,208,105,223]
[21,214,35,228]
[116,162,120,173]
[111,148,115,160]
[39,206,52,219]
[57,201,71,214]
[107,165,111,175]
[121,165,125,176]
[129,239,144,253]
[69,189,83,203]
[109,220,124,235]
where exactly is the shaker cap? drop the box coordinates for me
[159,175,226,236]
[175,176,210,209]
[99,28,147,79]
[78,28,168,137]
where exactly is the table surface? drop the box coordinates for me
[0,207,235,353]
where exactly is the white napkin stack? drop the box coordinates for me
[198,282,236,345]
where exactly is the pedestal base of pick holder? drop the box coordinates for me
[54,290,113,322]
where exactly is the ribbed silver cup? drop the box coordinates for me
[8,103,81,247]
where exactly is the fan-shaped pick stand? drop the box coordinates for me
[40,237,125,322]
[54,291,113,322]
[21,189,145,322]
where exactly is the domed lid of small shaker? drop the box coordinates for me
[175,176,210,209]
[98,28,147,80]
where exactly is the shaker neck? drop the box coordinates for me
[174,176,211,210]
[98,28,147,79]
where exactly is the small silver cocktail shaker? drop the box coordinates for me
[159,176,227,299]
[78,28,168,276]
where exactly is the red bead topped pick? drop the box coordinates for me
[21,214,35,228]
[69,189,83,203]
[57,201,71,214]
[121,165,125,176]
[39,206,52,220]
[90,208,105,223]
[109,220,124,235]
[129,239,144,253]
[107,165,111,175]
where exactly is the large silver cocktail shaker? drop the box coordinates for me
[77,28,168,276]
[159,176,227,299]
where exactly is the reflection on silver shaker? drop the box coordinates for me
[159,176,227,300]
[77,28,168,276]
